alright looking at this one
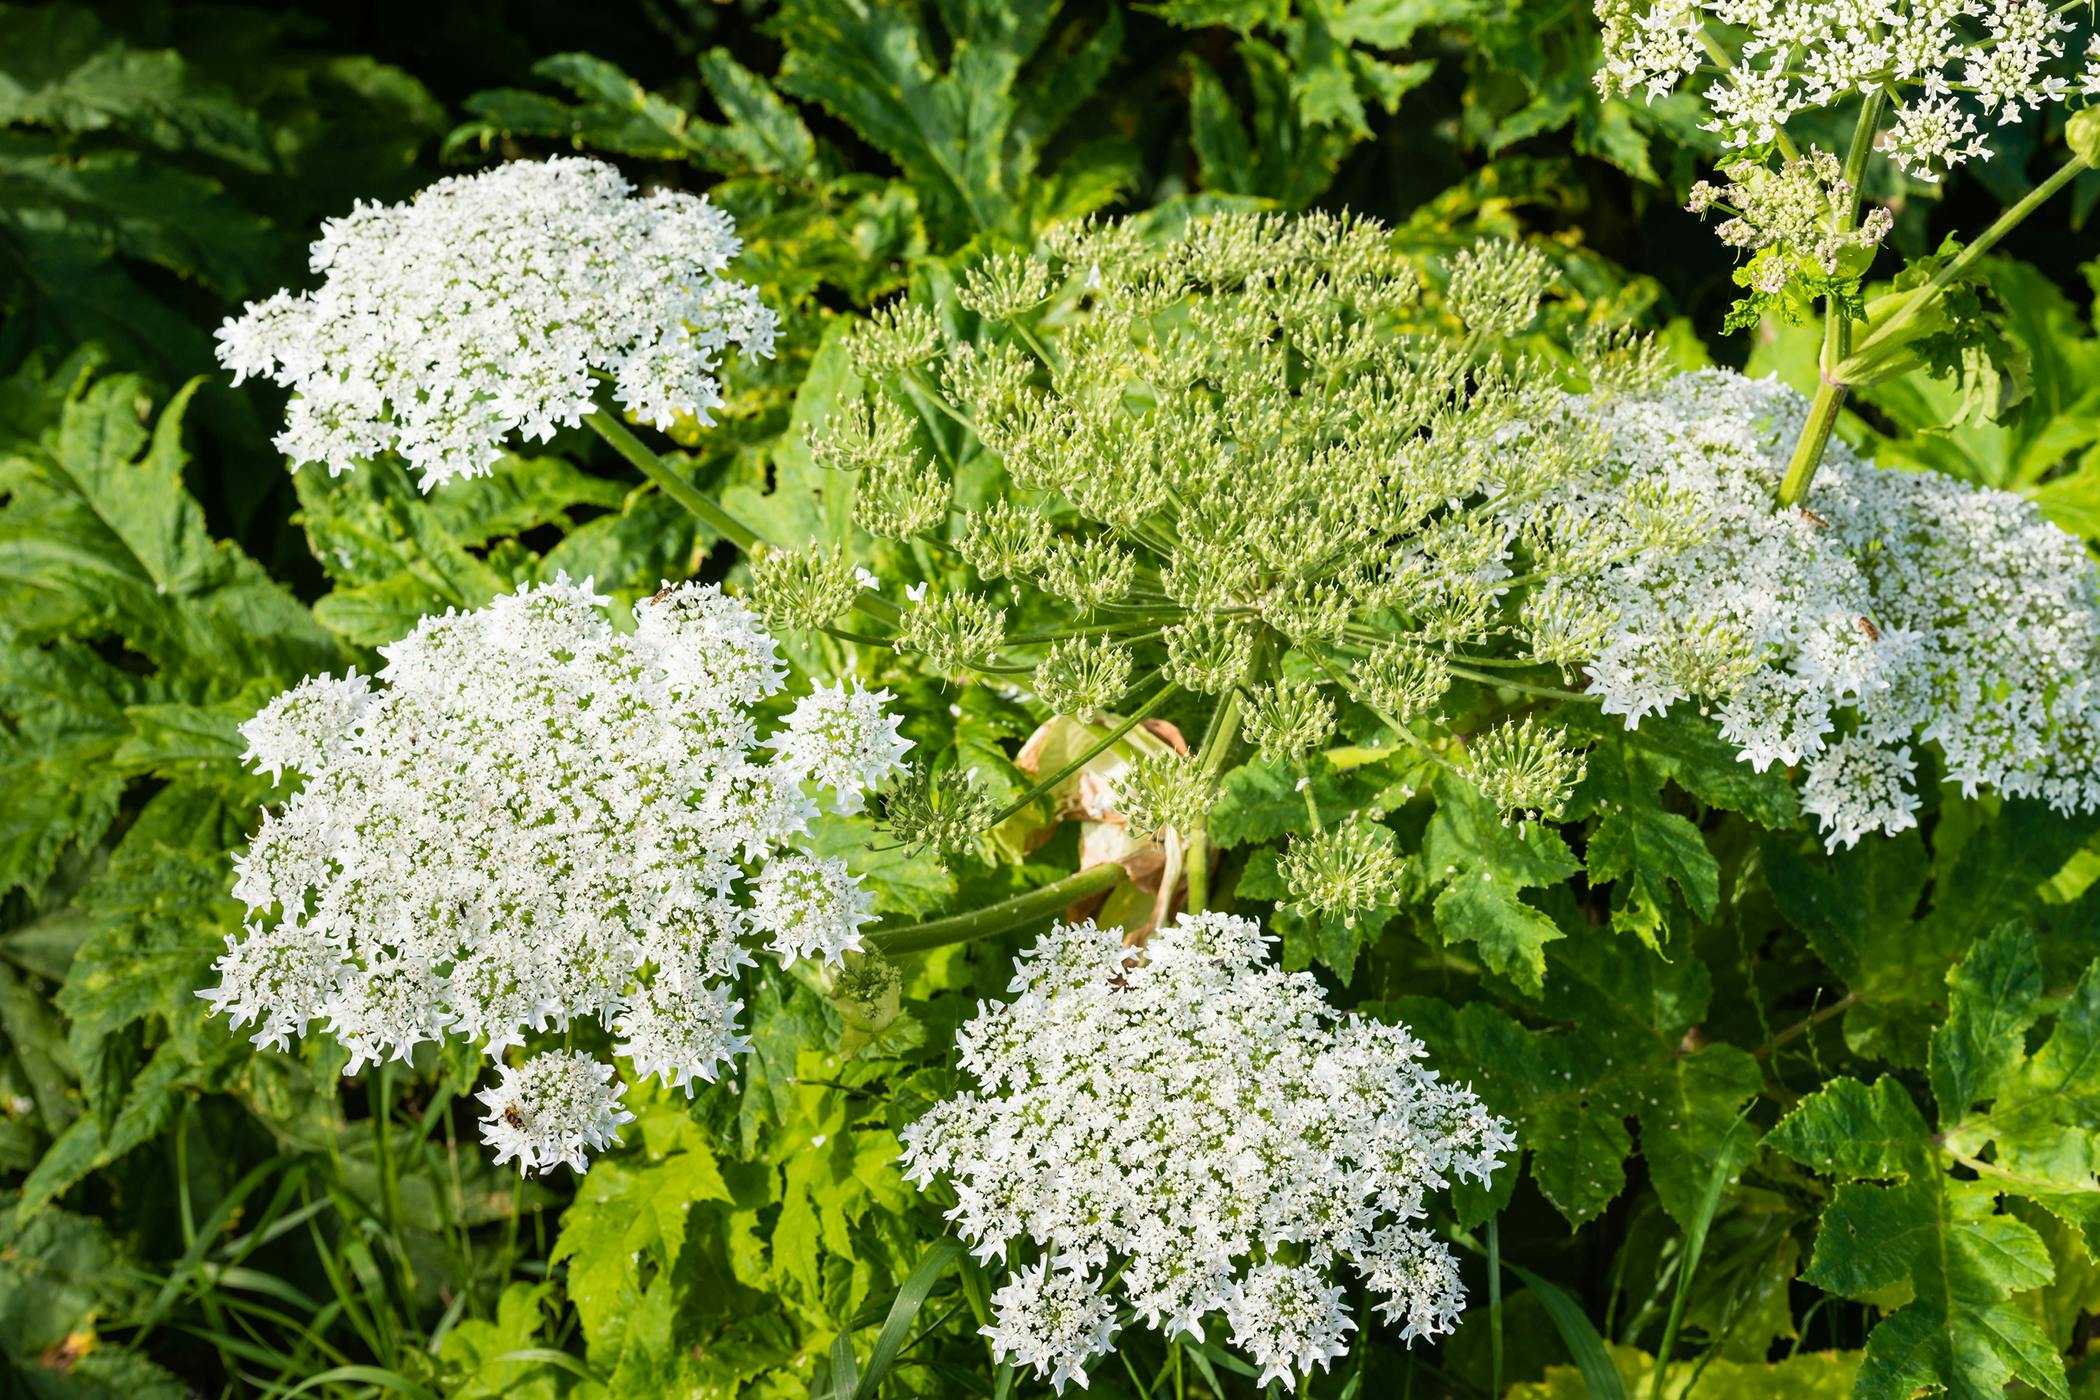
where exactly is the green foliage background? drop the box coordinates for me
[3,1,2100,1397]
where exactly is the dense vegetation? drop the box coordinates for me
[3,2,2099,1397]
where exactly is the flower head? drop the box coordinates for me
[216,157,777,487]
[900,912,1512,1388]
[1524,368,2100,848]
[1282,819,1407,921]
[980,1261,1120,1393]
[476,1051,636,1175]
[803,213,1622,829]
[769,679,914,815]
[204,579,908,1170]
[238,671,375,783]
[1598,0,2088,185]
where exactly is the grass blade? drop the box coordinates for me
[851,1235,966,1398]
[485,1348,607,1386]
[1488,1212,1505,1398]
[280,1364,441,1399]
[1503,1262,1627,1400]
[830,1331,861,1399]
[1648,1111,1754,1400]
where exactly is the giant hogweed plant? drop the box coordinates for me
[14,138,2100,1394]
[196,161,1538,1385]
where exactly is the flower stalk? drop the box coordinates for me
[867,863,1129,955]
[1778,110,2095,506]
[1775,91,1883,508]
[1184,659,1256,916]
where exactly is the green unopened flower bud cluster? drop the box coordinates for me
[791,210,1683,839]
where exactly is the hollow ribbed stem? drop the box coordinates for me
[1446,664,1599,702]
[1781,145,2089,506]
[1184,660,1257,916]
[1827,91,1886,361]
[1774,91,1881,508]
[1845,149,2088,366]
[586,407,760,551]
[1775,373,1850,508]
[867,863,1127,955]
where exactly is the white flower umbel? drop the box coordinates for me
[899,913,1513,1392]
[767,679,914,815]
[981,1261,1121,1393]
[202,578,909,1172]
[476,1050,636,1175]
[750,854,875,965]
[1595,0,2090,183]
[1523,368,2100,849]
[216,157,778,487]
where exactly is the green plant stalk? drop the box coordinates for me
[1487,1213,1504,1399]
[1844,147,2090,371]
[584,407,903,626]
[1775,89,1883,509]
[867,862,1128,954]
[1775,373,1851,509]
[1779,139,2091,506]
[1303,644,1466,779]
[586,406,760,551]
[1185,674,1253,916]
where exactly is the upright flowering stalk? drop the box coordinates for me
[1595,0,2100,502]
[899,912,1512,1391]
[216,156,778,488]
[1529,368,2100,847]
[203,579,911,1172]
[749,213,1703,921]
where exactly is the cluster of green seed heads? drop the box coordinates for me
[755,209,1687,913]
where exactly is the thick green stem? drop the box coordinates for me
[867,863,1127,955]
[1777,100,2088,507]
[1776,373,1850,509]
[587,407,760,552]
[1774,91,1882,508]
[1843,149,2089,370]
[1783,148,2090,509]
[585,406,902,626]
[1184,671,1253,916]
[1446,664,1598,702]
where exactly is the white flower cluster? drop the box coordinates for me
[201,578,912,1172]
[1526,369,2100,848]
[476,1051,636,1175]
[1596,0,2094,182]
[216,157,778,487]
[899,914,1512,1391]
